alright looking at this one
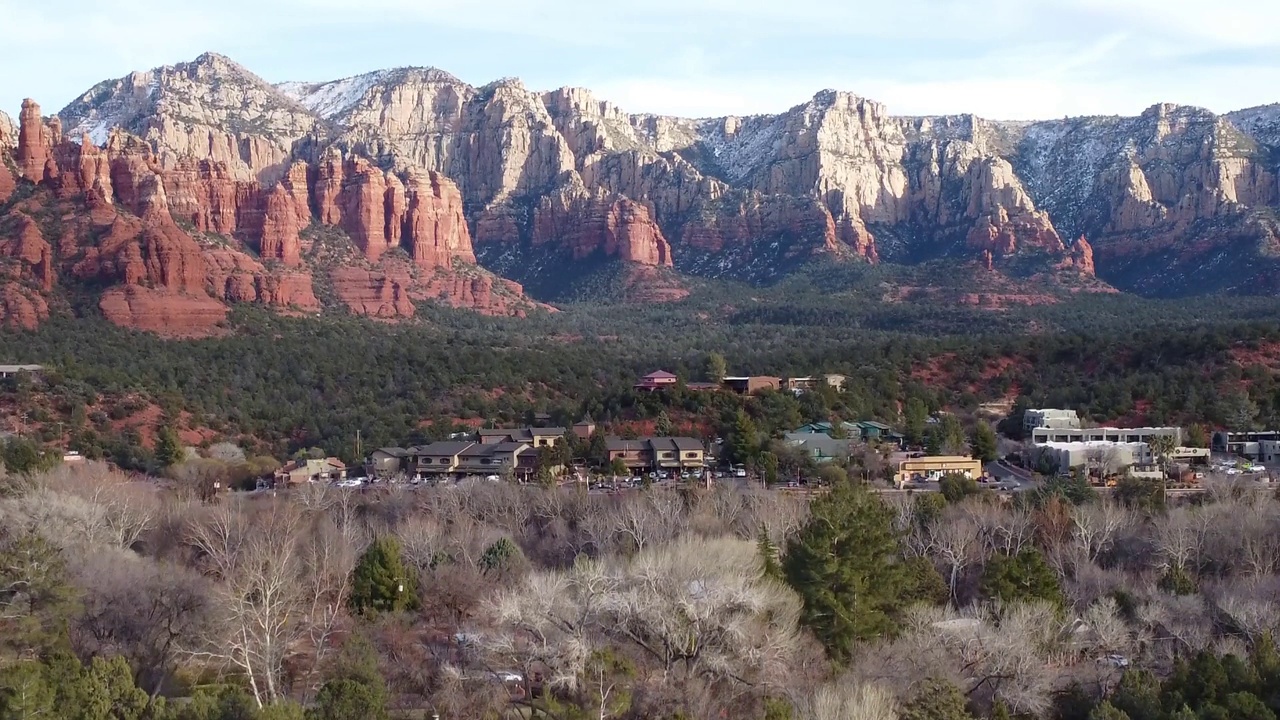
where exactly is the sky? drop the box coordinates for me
[2,0,1280,121]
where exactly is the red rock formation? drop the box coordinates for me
[421,271,534,317]
[0,282,49,330]
[965,207,1065,259]
[1059,235,1095,275]
[680,194,871,260]
[99,285,228,337]
[203,247,318,309]
[330,266,416,318]
[280,162,311,226]
[259,185,302,265]
[0,162,15,204]
[312,150,344,225]
[339,158,389,261]
[531,189,672,265]
[6,214,55,291]
[71,135,113,202]
[384,173,406,247]
[163,158,251,235]
[16,99,53,181]
[404,171,475,268]
[255,272,319,311]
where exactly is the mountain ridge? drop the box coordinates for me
[1,52,1278,336]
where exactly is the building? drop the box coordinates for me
[634,370,679,392]
[0,364,43,379]
[1024,409,1081,433]
[275,457,347,486]
[366,447,411,479]
[792,421,860,437]
[605,437,706,474]
[397,440,540,480]
[1254,440,1280,465]
[790,420,903,446]
[895,456,983,487]
[1212,430,1280,459]
[1032,441,1151,476]
[786,374,847,392]
[478,426,566,448]
[784,432,854,463]
[1031,426,1182,446]
[722,376,782,395]
[571,417,596,440]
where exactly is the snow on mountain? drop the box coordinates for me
[1227,103,1280,148]
[276,71,392,120]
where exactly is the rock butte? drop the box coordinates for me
[0,99,538,335]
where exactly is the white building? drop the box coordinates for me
[1031,425,1182,446]
[1034,441,1152,476]
[1024,409,1081,433]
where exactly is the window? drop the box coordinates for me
[660,452,674,459]
[684,452,698,458]
[481,459,491,465]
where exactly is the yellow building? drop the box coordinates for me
[895,455,983,488]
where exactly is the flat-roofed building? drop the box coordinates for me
[895,456,983,487]
[1031,426,1181,446]
[1024,409,1081,433]
[1033,440,1151,476]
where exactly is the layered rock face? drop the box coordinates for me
[41,52,1280,299]
[0,96,533,333]
[60,53,320,183]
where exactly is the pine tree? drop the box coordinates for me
[155,426,184,468]
[705,352,728,383]
[757,526,782,582]
[655,411,675,437]
[900,678,974,720]
[348,537,419,616]
[782,481,908,663]
[729,410,760,466]
[970,423,998,463]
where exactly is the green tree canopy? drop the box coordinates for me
[347,537,419,616]
[782,481,910,663]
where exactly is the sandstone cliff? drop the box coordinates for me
[0,96,537,333]
[38,53,1280,300]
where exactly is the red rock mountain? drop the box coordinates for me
[0,99,536,335]
[7,51,1280,328]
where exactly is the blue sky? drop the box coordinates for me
[3,0,1279,121]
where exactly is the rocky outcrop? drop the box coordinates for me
[0,110,16,149]
[404,171,475,267]
[50,53,1280,298]
[17,99,55,181]
[60,53,319,183]
[0,161,15,204]
[330,261,536,318]
[99,285,229,337]
[0,283,49,330]
[330,266,416,318]
[529,185,672,265]
[5,214,55,291]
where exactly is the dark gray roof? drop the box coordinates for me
[671,437,704,451]
[373,447,411,458]
[416,441,476,456]
[606,438,647,451]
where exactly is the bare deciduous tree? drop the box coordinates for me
[186,501,309,707]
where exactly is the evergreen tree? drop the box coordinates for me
[782,481,909,663]
[757,526,782,582]
[347,537,419,616]
[704,352,728,383]
[307,634,387,720]
[904,398,929,446]
[980,548,1064,608]
[1087,702,1132,720]
[155,426,184,468]
[729,410,760,466]
[587,433,609,467]
[940,415,968,456]
[760,451,779,485]
[0,662,54,720]
[654,411,675,437]
[900,678,974,720]
[478,538,523,575]
[970,423,998,463]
